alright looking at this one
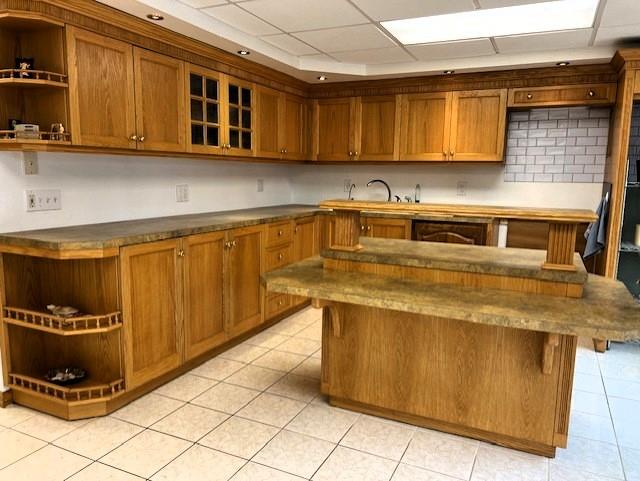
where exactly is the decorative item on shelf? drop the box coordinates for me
[8,118,21,130]
[46,304,80,318]
[44,367,87,386]
[50,123,65,141]
[14,124,39,139]
[15,57,34,78]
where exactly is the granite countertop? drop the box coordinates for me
[262,258,640,340]
[0,205,322,251]
[323,237,588,284]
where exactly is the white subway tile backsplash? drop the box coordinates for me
[504,106,610,183]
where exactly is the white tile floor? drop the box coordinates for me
[1,307,639,481]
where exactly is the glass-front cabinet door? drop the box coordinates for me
[187,66,223,155]
[226,78,254,156]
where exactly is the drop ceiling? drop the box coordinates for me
[100,0,640,82]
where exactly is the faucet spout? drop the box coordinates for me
[366,179,392,202]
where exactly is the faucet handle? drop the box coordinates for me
[394,195,401,202]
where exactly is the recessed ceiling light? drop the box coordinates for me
[237,49,250,56]
[146,13,164,21]
[317,75,327,81]
[556,61,571,66]
[443,70,455,75]
[381,0,599,45]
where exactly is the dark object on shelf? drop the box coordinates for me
[44,367,87,386]
[8,119,21,130]
[15,57,34,78]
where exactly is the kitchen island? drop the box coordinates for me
[263,206,640,457]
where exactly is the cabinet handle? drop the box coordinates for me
[361,225,366,231]
[278,299,284,306]
[354,151,359,156]
[348,150,354,157]
[588,89,596,97]
[366,225,371,232]
[129,134,138,141]
[450,150,454,157]
[443,151,447,159]
[284,148,288,153]
[294,226,299,233]
[278,253,284,260]
[139,136,145,143]
[177,249,185,257]
[232,240,237,247]
[278,230,283,236]
[526,93,533,100]
[224,241,231,248]
[227,143,232,149]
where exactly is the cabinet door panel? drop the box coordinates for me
[294,217,318,261]
[315,98,354,161]
[399,92,450,161]
[283,95,306,160]
[358,96,399,161]
[184,232,226,360]
[449,89,507,162]
[134,48,186,152]
[187,65,224,155]
[66,27,136,149]
[256,86,281,158]
[364,217,410,239]
[121,239,182,389]
[226,78,254,156]
[227,225,263,337]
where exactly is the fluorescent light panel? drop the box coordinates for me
[382,0,599,45]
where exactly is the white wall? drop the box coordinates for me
[290,163,603,210]
[0,151,294,233]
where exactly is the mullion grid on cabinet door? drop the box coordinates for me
[228,83,252,150]
[189,72,221,148]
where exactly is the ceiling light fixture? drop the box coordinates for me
[146,13,164,21]
[237,50,250,56]
[317,75,327,81]
[556,61,571,66]
[443,70,455,75]
[381,0,599,45]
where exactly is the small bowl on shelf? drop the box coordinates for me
[44,367,87,386]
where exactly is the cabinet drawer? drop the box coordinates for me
[265,292,291,318]
[412,221,488,245]
[266,221,293,247]
[265,244,294,271]
[508,84,616,107]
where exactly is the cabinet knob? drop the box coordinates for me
[278,299,284,306]
[450,150,454,157]
[177,249,185,257]
[294,226,299,233]
[278,230,283,236]
[366,225,371,232]
[284,148,288,153]
[348,151,354,156]
[361,225,366,231]
[443,151,447,158]
[139,136,145,143]
[278,253,284,260]
[588,89,595,97]
[232,240,237,247]
[129,134,138,141]
[354,151,359,156]
[526,93,533,100]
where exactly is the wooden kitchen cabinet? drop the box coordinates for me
[134,48,186,152]
[255,85,282,159]
[399,92,451,161]
[362,216,411,239]
[283,95,307,160]
[226,225,264,337]
[226,77,254,157]
[120,239,183,389]
[183,231,226,361]
[449,89,507,161]
[187,65,225,155]
[356,95,399,161]
[508,84,616,107]
[313,98,357,160]
[66,26,136,149]
[294,217,319,261]
[413,221,488,245]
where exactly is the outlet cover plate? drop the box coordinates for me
[176,184,189,202]
[26,189,61,212]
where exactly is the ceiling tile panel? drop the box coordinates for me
[599,0,640,27]
[201,4,281,35]
[261,34,319,55]
[407,39,495,61]
[179,0,227,7]
[293,24,395,53]
[495,29,593,53]
[350,0,475,21]
[332,46,414,64]
[239,0,368,32]
[478,0,556,8]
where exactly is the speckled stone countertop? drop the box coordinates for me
[263,258,640,340]
[0,205,322,251]
[323,237,588,284]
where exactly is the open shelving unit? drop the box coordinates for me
[0,15,70,145]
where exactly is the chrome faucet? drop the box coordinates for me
[366,179,391,202]
[347,183,356,200]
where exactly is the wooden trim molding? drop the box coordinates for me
[0,389,13,408]
[312,299,341,337]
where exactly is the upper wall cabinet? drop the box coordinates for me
[282,94,307,160]
[356,95,399,161]
[399,89,507,162]
[508,84,616,108]
[226,77,254,156]
[67,27,186,152]
[256,87,307,160]
[313,98,357,161]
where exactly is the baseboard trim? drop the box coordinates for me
[1,389,13,408]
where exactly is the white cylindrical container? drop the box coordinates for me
[635,225,640,247]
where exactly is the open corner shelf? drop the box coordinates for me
[0,69,68,88]
[3,306,122,335]
[9,373,125,403]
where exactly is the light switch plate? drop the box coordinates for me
[26,189,61,212]
[23,152,38,175]
[176,184,189,202]
[457,181,467,196]
[257,179,264,192]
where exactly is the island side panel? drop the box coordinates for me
[321,303,575,457]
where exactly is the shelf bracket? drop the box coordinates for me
[542,333,560,375]
[312,299,341,338]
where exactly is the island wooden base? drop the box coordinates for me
[319,303,577,457]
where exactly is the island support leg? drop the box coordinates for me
[543,222,578,271]
[330,210,363,252]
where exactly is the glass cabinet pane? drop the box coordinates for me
[206,102,218,124]
[190,74,203,97]
[241,110,251,129]
[190,99,203,122]
[241,131,251,150]
[230,129,240,148]
[206,78,218,100]
[191,124,204,145]
[229,107,239,127]
[229,85,239,105]
[206,126,219,146]
[241,88,251,107]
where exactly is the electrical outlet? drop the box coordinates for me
[23,152,38,175]
[257,179,264,192]
[343,178,352,192]
[176,184,189,203]
[26,189,61,212]
[457,181,467,197]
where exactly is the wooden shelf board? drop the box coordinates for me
[3,307,122,336]
[0,138,71,145]
[9,373,125,403]
[0,78,68,88]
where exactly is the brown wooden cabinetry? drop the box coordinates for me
[361,217,410,239]
[356,96,399,161]
[120,239,183,389]
[256,85,282,159]
[282,94,307,160]
[313,98,357,160]
[508,84,616,107]
[226,77,254,156]
[413,221,488,245]
[187,65,224,155]
[399,92,451,161]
